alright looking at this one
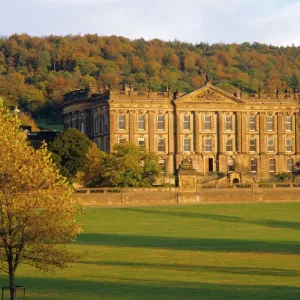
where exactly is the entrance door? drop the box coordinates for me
[208,158,214,172]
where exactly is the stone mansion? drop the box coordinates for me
[61,83,300,181]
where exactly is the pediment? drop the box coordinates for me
[175,84,244,105]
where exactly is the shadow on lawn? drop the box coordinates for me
[79,260,300,277]
[77,233,300,254]
[122,208,300,230]
[9,276,300,300]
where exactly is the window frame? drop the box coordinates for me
[225,115,232,131]
[118,114,125,130]
[285,138,292,152]
[183,115,190,130]
[249,115,255,131]
[157,138,165,152]
[249,138,256,152]
[267,115,274,131]
[183,138,191,152]
[138,137,145,148]
[137,114,145,130]
[285,115,292,132]
[204,115,211,131]
[287,158,293,172]
[80,120,85,134]
[269,158,276,173]
[100,115,104,133]
[157,115,164,130]
[226,138,233,152]
[204,138,212,152]
[250,158,257,172]
[267,138,275,152]
[159,158,166,174]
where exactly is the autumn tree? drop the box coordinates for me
[1,34,300,117]
[49,128,92,180]
[0,100,81,300]
[83,142,161,187]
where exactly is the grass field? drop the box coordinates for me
[1,203,300,299]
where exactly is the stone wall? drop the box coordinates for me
[76,184,300,206]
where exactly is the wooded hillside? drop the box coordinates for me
[0,34,299,117]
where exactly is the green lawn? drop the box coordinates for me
[1,203,300,299]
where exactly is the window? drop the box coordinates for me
[80,121,85,133]
[249,115,255,131]
[204,115,211,131]
[159,158,165,174]
[225,115,232,131]
[157,115,164,130]
[157,138,165,152]
[249,138,256,152]
[226,138,233,151]
[285,115,292,131]
[118,114,125,130]
[118,138,125,144]
[100,115,104,133]
[285,138,292,152]
[204,138,212,152]
[267,115,274,131]
[184,138,191,152]
[183,115,190,130]
[267,138,274,152]
[287,158,293,172]
[250,158,257,172]
[269,158,276,173]
[138,138,145,148]
[138,115,145,130]
[95,117,99,134]
[228,158,234,172]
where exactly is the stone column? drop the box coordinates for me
[194,111,200,154]
[148,111,155,153]
[295,113,300,154]
[217,112,224,153]
[259,113,265,153]
[109,110,116,152]
[176,112,182,154]
[129,110,135,143]
[168,112,174,154]
[236,112,242,153]
[241,113,246,153]
[277,113,283,153]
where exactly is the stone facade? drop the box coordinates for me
[61,83,300,181]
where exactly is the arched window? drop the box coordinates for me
[250,158,257,172]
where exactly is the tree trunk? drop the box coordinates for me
[8,251,16,300]
[9,270,16,300]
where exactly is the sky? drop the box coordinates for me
[1,0,300,45]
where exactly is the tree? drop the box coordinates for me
[83,142,161,187]
[82,143,106,187]
[290,74,299,90]
[0,100,81,300]
[49,128,92,181]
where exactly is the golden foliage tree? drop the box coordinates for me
[0,99,82,300]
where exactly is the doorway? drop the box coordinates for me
[208,158,214,172]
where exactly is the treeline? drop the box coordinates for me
[0,34,299,117]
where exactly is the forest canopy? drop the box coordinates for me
[0,34,299,117]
